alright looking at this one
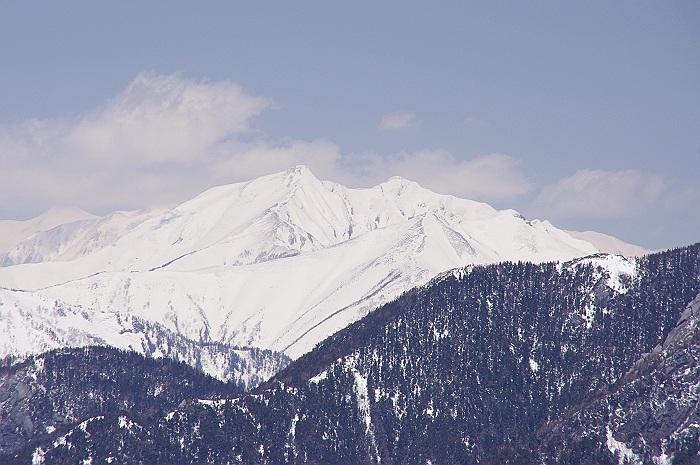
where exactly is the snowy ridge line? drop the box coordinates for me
[563,253,638,295]
[0,288,289,389]
[0,271,107,294]
[0,166,646,364]
[0,207,168,267]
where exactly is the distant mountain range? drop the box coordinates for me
[0,206,98,255]
[0,206,167,267]
[0,166,648,381]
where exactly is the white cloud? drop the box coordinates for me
[0,73,532,216]
[63,72,270,165]
[214,138,343,183]
[378,111,418,131]
[531,169,665,218]
[0,72,272,212]
[340,151,531,202]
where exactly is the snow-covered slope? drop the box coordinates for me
[0,166,632,361]
[0,207,167,266]
[0,288,288,388]
[565,230,650,257]
[0,207,98,254]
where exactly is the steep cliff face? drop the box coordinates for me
[5,244,699,464]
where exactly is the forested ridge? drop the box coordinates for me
[0,347,243,455]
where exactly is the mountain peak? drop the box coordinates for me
[35,206,99,227]
[376,175,425,198]
[281,165,318,184]
[0,166,648,362]
[565,230,650,257]
[0,206,99,254]
[285,164,312,176]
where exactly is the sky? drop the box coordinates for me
[0,2,698,250]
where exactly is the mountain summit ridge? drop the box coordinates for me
[0,166,645,366]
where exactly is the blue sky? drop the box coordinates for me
[0,2,698,250]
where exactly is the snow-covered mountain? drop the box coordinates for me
[0,207,98,255]
[0,288,288,389]
[565,229,650,257]
[0,207,167,266]
[0,166,643,366]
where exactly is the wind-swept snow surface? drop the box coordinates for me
[0,166,631,359]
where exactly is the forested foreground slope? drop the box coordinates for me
[0,347,244,456]
[4,244,700,464]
